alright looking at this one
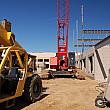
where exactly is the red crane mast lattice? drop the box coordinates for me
[57,0,69,70]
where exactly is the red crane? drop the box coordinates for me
[57,0,69,70]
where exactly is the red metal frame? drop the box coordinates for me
[57,0,69,70]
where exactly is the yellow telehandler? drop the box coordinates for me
[0,19,42,108]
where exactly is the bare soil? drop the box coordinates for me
[1,70,110,110]
[20,77,109,110]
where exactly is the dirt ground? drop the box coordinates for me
[17,77,109,110]
[1,70,110,110]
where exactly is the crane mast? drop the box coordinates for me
[57,0,69,70]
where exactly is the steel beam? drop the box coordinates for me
[74,44,94,47]
[78,39,102,42]
[82,30,110,34]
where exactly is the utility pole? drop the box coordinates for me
[76,20,78,55]
[81,5,84,54]
[72,28,74,52]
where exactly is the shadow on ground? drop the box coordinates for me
[106,102,110,108]
[0,87,49,110]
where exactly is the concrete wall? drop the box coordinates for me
[76,48,94,76]
[75,45,110,82]
[94,45,110,81]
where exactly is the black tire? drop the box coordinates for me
[95,97,106,108]
[24,74,42,102]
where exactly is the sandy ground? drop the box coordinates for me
[16,77,109,110]
[1,69,110,110]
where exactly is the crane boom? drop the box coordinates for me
[57,0,69,70]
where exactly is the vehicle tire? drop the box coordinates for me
[24,74,42,102]
[95,97,106,108]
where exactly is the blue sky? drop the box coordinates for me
[0,0,110,52]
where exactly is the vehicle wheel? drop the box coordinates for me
[24,74,42,102]
[95,97,106,108]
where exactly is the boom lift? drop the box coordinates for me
[0,19,42,108]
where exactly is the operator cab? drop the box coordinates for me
[0,47,26,99]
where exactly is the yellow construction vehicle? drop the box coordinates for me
[0,19,42,108]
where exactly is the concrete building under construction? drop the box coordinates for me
[76,36,110,82]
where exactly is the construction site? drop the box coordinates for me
[0,0,110,110]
